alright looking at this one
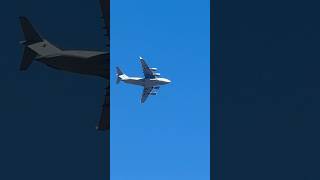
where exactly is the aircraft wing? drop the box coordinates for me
[100,0,110,48]
[97,0,110,131]
[141,87,155,103]
[97,88,109,130]
[139,57,156,79]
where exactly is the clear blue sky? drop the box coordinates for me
[0,0,209,179]
[111,0,210,179]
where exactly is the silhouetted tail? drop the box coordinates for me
[19,16,42,71]
[19,16,43,44]
[19,16,61,71]
[20,48,37,71]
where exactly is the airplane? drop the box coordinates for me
[19,0,110,131]
[19,17,108,78]
[116,57,171,103]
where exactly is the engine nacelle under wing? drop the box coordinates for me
[149,68,158,71]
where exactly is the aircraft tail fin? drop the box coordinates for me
[116,77,121,84]
[20,47,36,71]
[116,67,124,75]
[19,16,43,44]
[18,16,41,71]
[19,16,62,71]
[116,67,126,84]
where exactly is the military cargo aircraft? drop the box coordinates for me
[116,57,171,103]
[19,0,109,130]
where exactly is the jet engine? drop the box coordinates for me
[149,68,158,71]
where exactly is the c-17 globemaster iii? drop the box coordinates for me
[116,57,171,103]
[19,17,108,78]
[19,0,110,131]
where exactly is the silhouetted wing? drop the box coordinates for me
[100,0,110,48]
[139,57,155,79]
[97,0,110,131]
[97,89,109,130]
[141,87,154,103]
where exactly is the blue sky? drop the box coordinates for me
[111,0,210,179]
[0,0,209,179]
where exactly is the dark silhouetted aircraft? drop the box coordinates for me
[19,0,109,131]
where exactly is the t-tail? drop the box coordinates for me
[19,16,61,71]
[116,67,127,84]
[19,16,42,71]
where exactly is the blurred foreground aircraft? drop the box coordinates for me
[116,57,171,103]
[19,0,109,131]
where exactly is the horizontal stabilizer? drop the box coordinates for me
[116,76,121,84]
[116,67,127,84]
[116,67,123,75]
[19,16,43,44]
[20,47,36,71]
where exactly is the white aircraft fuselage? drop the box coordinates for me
[116,57,171,103]
[120,76,171,87]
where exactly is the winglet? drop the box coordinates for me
[96,94,109,131]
